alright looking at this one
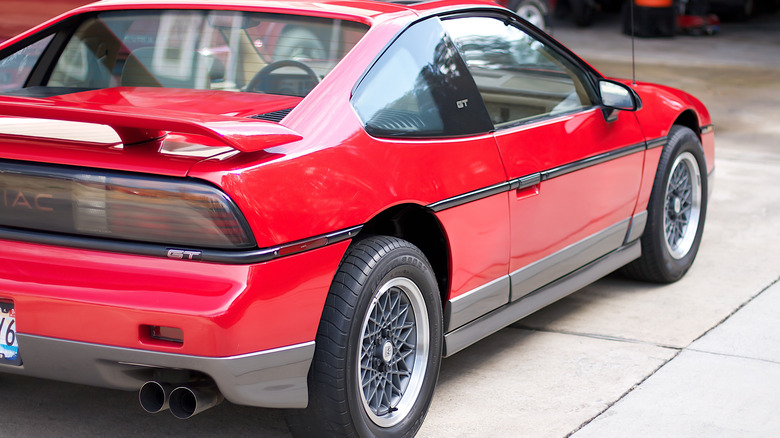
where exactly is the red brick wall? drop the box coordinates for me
[0,0,89,40]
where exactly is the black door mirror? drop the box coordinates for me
[600,80,641,111]
[599,80,641,122]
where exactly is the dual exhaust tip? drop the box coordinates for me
[139,380,224,419]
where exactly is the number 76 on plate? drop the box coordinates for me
[0,306,19,362]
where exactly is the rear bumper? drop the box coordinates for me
[0,237,352,408]
[0,237,349,358]
[2,334,314,408]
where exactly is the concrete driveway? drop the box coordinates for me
[1,14,779,438]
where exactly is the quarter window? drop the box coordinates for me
[352,18,492,138]
[442,16,595,128]
[0,34,54,91]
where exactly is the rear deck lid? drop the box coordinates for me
[0,88,303,175]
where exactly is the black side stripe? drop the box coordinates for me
[646,136,667,150]
[0,224,363,265]
[541,141,646,181]
[428,181,510,212]
[429,139,658,212]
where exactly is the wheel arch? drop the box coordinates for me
[356,204,450,305]
[671,109,714,174]
[672,109,701,140]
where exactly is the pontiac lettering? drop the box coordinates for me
[1,189,54,212]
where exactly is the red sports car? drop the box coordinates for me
[0,0,713,436]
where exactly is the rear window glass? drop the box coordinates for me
[1,10,368,97]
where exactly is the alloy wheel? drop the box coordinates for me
[663,151,702,259]
[358,277,430,427]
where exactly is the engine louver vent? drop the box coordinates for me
[249,108,293,123]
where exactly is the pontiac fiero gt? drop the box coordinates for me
[0,0,713,436]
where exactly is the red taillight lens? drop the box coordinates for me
[76,176,254,249]
[0,162,255,249]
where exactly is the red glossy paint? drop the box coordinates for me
[0,238,348,356]
[436,193,512,300]
[632,145,663,218]
[193,128,511,249]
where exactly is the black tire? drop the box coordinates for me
[509,0,551,32]
[622,125,708,283]
[287,236,443,438]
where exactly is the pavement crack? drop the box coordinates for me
[564,349,684,438]
[558,274,780,437]
[688,275,780,346]
[685,348,780,366]
[509,325,682,351]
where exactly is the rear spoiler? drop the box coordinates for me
[0,98,302,152]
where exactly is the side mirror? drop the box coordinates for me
[599,80,642,121]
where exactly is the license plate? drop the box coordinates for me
[0,302,21,366]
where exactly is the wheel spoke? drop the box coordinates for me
[358,277,430,426]
[662,152,703,259]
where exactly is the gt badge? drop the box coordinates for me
[166,249,202,260]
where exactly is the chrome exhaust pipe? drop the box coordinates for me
[169,384,224,419]
[139,381,173,414]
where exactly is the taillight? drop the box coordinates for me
[0,161,255,249]
[79,176,253,248]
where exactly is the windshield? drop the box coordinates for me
[0,10,368,97]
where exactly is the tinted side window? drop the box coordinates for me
[442,16,596,128]
[352,18,492,138]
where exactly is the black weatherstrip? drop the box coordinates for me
[429,141,648,212]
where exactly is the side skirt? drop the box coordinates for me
[443,240,641,357]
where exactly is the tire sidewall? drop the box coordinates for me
[646,126,708,281]
[509,0,551,31]
[345,243,443,438]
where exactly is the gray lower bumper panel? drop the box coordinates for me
[0,334,314,408]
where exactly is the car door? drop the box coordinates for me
[350,17,513,329]
[442,14,646,301]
